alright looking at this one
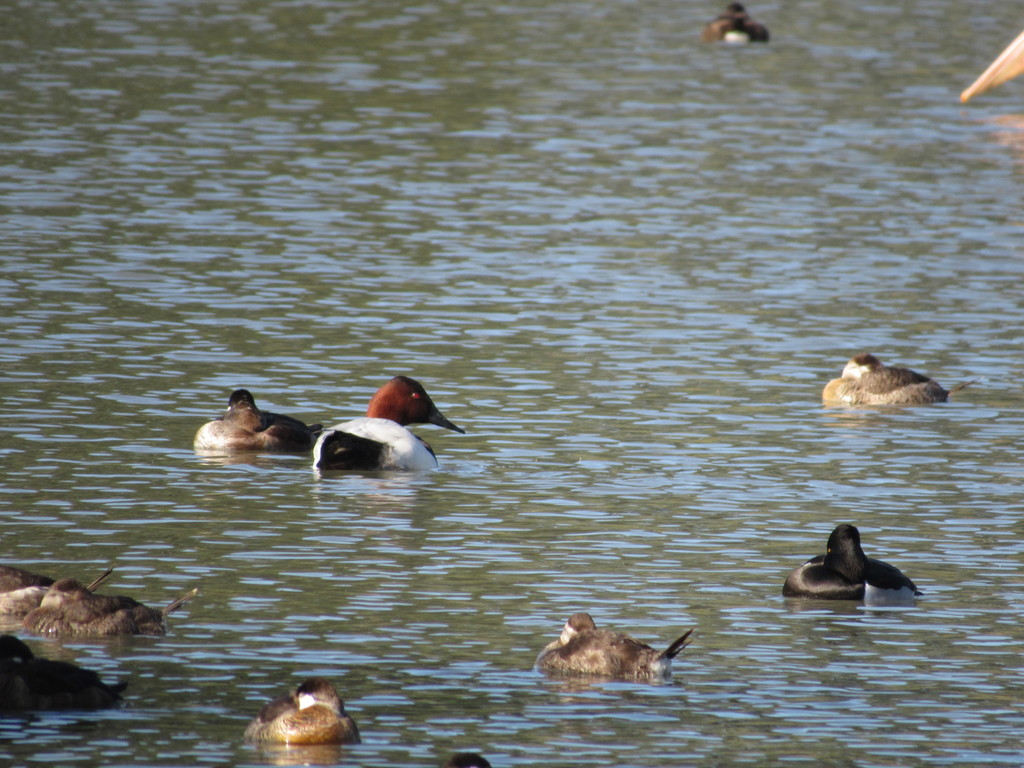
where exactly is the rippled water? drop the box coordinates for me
[2,0,1024,766]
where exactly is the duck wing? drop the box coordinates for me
[865,557,921,594]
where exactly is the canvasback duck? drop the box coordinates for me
[314,376,464,471]
[0,634,127,710]
[194,389,322,452]
[783,524,922,604]
[244,677,361,745]
[0,565,113,617]
[23,578,197,637]
[445,754,492,768]
[702,2,769,43]
[535,612,695,680]
[822,353,971,406]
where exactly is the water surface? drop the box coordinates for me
[2,0,1024,766]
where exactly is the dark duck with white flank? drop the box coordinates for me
[783,524,922,604]
[702,2,769,43]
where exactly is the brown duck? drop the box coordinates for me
[194,389,321,452]
[535,612,694,680]
[822,353,972,406]
[0,565,112,617]
[23,578,197,637]
[244,677,361,745]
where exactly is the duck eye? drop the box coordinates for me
[411,392,420,399]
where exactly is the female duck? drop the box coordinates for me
[23,578,197,637]
[194,389,321,452]
[822,353,969,406]
[702,3,769,43]
[0,565,53,617]
[535,612,694,680]
[0,634,126,710]
[783,524,922,604]
[244,677,361,745]
[0,565,112,617]
[314,376,464,471]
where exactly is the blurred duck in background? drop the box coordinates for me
[702,2,769,43]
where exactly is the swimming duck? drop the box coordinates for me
[194,389,322,452]
[822,353,970,406]
[701,2,769,43]
[0,634,126,709]
[314,376,464,471]
[23,578,197,637]
[535,612,695,680]
[0,565,53,617]
[783,524,922,604]
[0,566,113,617]
[962,28,1024,102]
[444,754,492,768]
[244,677,361,745]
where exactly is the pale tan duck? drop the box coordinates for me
[244,677,361,745]
[822,353,971,406]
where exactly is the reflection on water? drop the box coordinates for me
[246,742,348,767]
[984,113,1024,170]
[2,0,1024,765]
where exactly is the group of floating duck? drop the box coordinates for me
[0,566,197,638]
[194,375,465,471]
[2,350,963,761]
[196,352,971,466]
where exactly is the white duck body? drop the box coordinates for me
[314,417,437,471]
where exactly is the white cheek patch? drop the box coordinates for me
[298,693,316,710]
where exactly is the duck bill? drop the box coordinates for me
[428,404,465,433]
[962,28,1024,103]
